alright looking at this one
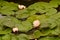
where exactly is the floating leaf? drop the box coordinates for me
[0,28,12,34]
[0,1,18,15]
[45,8,57,16]
[3,16,21,28]
[11,34,18,40]
[18,21,33,32]
[2,34,11,40]
[39,37,60,40]
[33,30,42,38]
[16,9,30,19]
[17,34,29,40]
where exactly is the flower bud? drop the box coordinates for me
[18,5,26,10]
[33,20,40,28]
[12,27,18,32]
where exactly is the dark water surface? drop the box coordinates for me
[5,0,51,6]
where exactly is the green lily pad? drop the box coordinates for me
[3,16,21,28]
[2,34,11,40]
[0,28,12,34]
[17,34,30,40]
[0,1,18,15]
[39,37,60,40]
[18,21,33,32]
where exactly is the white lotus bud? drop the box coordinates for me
[18,5,26,10]
[35,39,37,40]
[33,20,40,28]
[12,27,18,32]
